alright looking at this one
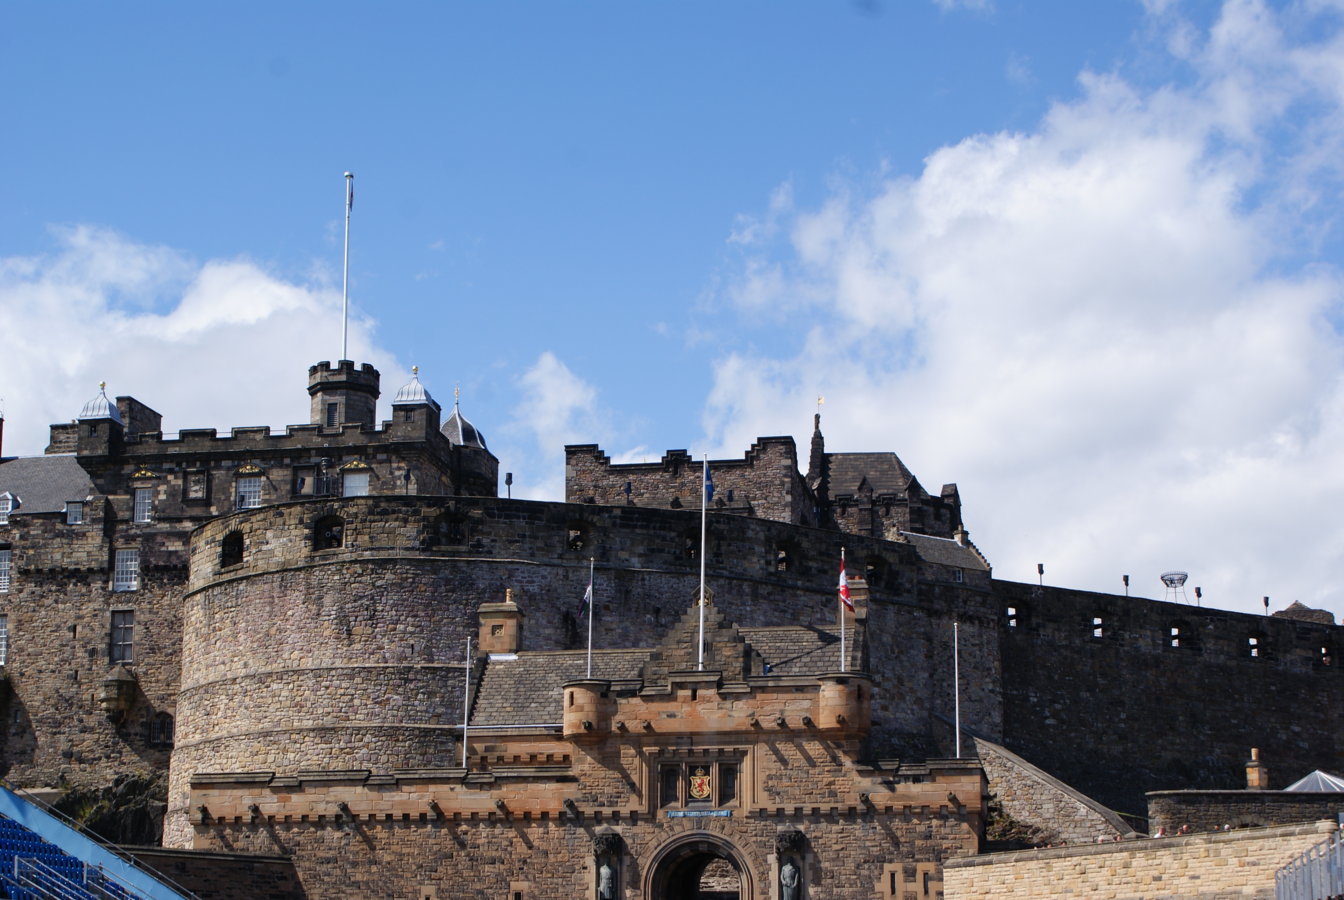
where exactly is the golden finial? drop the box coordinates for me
[99,381,107,392]
[816,395,824,412]
[455,383,461,403]
[412,365,419,376]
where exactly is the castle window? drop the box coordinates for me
[0,548,9,593]
[313,516,344,551]
[65,501,84,525]
[953,568,964,584]
[1246,634,1263,658]
[432,513,468,547]
[235,477,263,510]
[567,524,589,552]
[113,549,139,592]
[325,402,339,427]
[1168,621,1197,650]
[146,712,174,747]
[220,532,244,568]
[401,407,415,423]
[132,487,153,523]
[1005,605,1019,628]
[109,610,134,663]
[1320,643,1334,667]
[775,546,793,572]
[0,615,9,666]
[1092,616,1106,639]
[342,471,370,497]
[0,494,11,525]
[718,763,738,806]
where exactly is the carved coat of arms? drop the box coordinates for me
[688,766,712,801]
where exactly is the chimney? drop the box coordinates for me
[953,526,968,547]
[1246,748,1270,790]
[478,588,524,655]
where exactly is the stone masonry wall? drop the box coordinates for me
[0,502,183,788]
[974,737,1132,845]
[565,437,813,525]
[994,580,1342,821]
[943,820,1339,900]
[1148,790,1344,833]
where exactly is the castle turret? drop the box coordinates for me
[441,391,498,497]
[76,382,125,456]
[308,360,380,428]
[390,366,442,438]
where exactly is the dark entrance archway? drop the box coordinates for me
[646,833,752,900]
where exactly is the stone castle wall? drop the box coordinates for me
[994,581,1343,819]
[943,820,1339,900]
[1148,790,1344,833]
[565,437,813,525]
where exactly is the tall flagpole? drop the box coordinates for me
[341,171,353,361]
[839,547,847,673]
[586,557,595,679]
[697,455,708,671]
[461,634,471,768]
[953,620,962,758]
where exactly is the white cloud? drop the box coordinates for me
[505,352,604,501]
[0,226,403,456]
[708,1,1344,619]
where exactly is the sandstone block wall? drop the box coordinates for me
[943,820,1338,900]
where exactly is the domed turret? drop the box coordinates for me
[441,389,488,450]
[78,383,123,424]
[392,366,440,412]
[439,388,497,497]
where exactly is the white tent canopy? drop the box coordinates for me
[1283,770,1344,792]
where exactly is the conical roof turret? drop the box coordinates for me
[78,383,123,424]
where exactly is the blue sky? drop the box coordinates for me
[4,0,1344,618]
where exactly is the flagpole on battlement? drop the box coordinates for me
[698,455,709,671]
[341,171,353,361]
[586,557,595,679]
[839,547,847,673]
[461,634,471,768]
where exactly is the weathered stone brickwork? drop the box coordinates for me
[944,820,1339,900]
[1148,790,1344,833]
[995,580,1342,820]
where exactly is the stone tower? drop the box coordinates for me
[307,360,380,427]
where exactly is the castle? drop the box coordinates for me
[0,359,1338,899]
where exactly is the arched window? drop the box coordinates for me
[313,515,344,551]
[220,531,244,568]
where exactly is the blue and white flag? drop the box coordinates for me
[704,465,714,503]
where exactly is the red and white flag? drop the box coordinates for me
[838,551,853,612]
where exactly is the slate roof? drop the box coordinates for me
[441,402,488,450]
[470,625,844,726]
[0,456,96,515]
[471,650,646,726]
[738,626,842,675]
[826,452,921,498]
[897,532,989,571]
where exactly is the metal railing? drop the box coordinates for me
[1277,830,1344,900]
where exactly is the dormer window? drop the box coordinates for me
[0,493,14,525]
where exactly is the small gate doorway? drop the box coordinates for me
[646,833,752,900]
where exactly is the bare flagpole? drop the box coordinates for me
[697,454,708,671]
[586,557,595,679]
[953,621,962,758]
[461,634,471,768]
[341,171,353,361]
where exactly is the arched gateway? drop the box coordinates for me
[645,832,754,900]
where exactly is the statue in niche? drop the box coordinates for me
[780,858,800,900]
[598,861,615,900]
